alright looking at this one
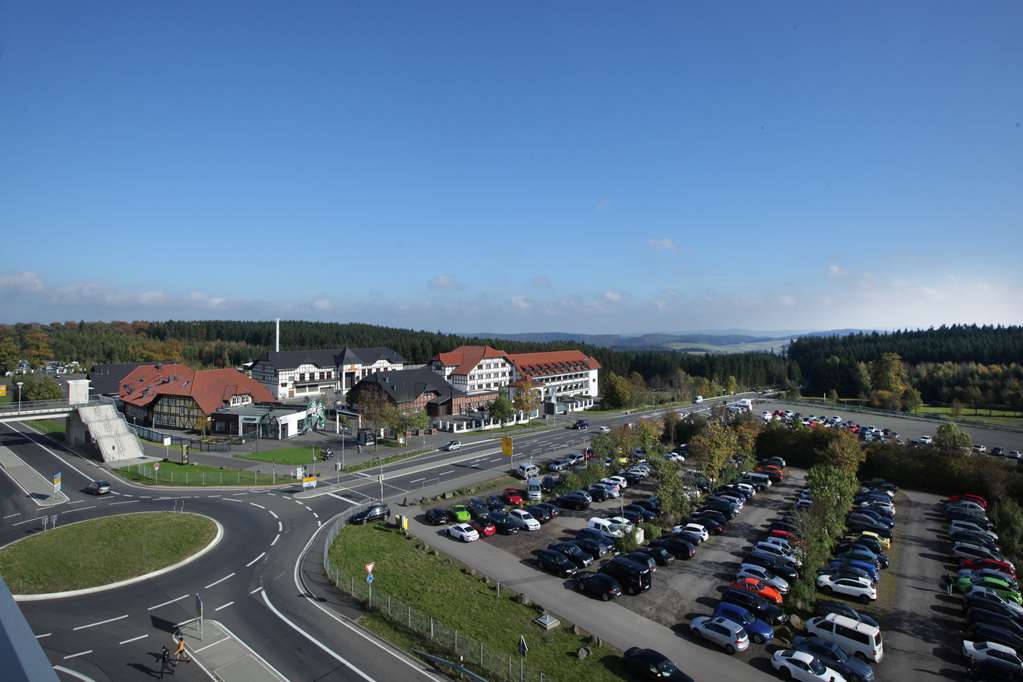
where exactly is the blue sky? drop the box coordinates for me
[1,1,1020,333]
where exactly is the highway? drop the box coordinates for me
[4,394,1018,681]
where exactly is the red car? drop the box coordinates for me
[502,488,524,505]
[948,494,989,509]
[769,529,796,541]
[469,518,496,537]
[732,577,783,605]
[961,557,1016,576]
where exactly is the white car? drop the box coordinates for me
[951,520,999,540]
[816,574,876,603]
[508,509,541,531]
[918,435,934,444]
[598,425,611,433]
[594,482,621,498]
[666,451,686,463]
[678,523,708,543]
[735,482,756,496]
[447,523,480,543]
[607,475,628,489]
[1009,450,1023,460]
[599,479,622,495]
[755,542,802,567]
[771,650,846,682]
[444,440,462,451]
[689,616,749,654]
[737,563,790,594]
[963,640,1023,669]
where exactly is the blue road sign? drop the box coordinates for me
[366,574,374,584]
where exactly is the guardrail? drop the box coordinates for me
[322,514,548,682]
[0,398,104,418]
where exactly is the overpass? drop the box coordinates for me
[0,398,102,424]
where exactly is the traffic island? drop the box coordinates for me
[0,511,220,598]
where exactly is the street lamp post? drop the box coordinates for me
[16,381,23,415]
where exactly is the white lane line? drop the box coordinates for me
[249,586,264,595]
[409,477,426,484]
[312,512,319,519]
[68,499,84,505]
[249,502,265,509]
[271,533,280,546]
[194,635,230,653]
[63,650,93,660]
[2,512,22,519]
[223,498,243,503]
[207,494,221,498]
[11,518,39,527]
[437,470,456,476]
[318,520,322,527]
[214,601,234,612]
[268,510,278,519]
[121,493,135,498]
[110,500,140,506]
[246,552,266,567]
[147,594,189,611]
[277,520,283,533]
[73,614,128,630]
[327,492,359,504]
[35,632,51,639]
[52,665,95,681]
[119,634,148,645]
[204,572,235,589]
[62,505,97,515]
[261,592,375,682]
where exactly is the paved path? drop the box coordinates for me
[182,618,288,682]
[0,444,69,507]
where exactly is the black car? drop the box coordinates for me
[717,485,752,501]
[694,508,728,526]
[487,511,520,535]
[791,635,875,682]
[649,537,696,560]
[770,521,799,535]
[576,529,618,554]
[485,495,506,511]
[969,655,1023,681]
[467,497,490,519]
[624,504,657,521]
[599,557,652,595]
[623,647,694,681]
[815,600,879,628]
[852,509,895,527]
[536,549,578,577]
[965,592,1023,619]
[540,475,562,492]
[702,499,739,519]
[557,492,590,510]
[689,515,725,535]
[953,532,1000,552]
[744,552,799,581]
[622,551,658,572]
[534,502,559,520]
[571,538,611,559]
[968,623,1023,652]
[968,608,1023,637]
[525,505,553,523]
[569,571,623,601]
[587,485,610,502]
[634,546,675,567]
[846,520,893,540]
[548,542,594,568]
[424,508,450,525]
[351,504,391,525]
[720,587,787,625]
[644,495,662,511]
[621,509,645,524]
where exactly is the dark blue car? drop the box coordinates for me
[791,635,874,682]
[712,602,774,644]
[826,558,880,583]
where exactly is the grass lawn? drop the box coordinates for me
[235,445,323,466]
[914,405,1023,428]
[328,523,627,682]
[28,418,66,439]
[115,460,280,487]
[0,512,216,593]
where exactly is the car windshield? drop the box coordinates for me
[808,658,826,675]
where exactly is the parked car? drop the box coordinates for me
[816,575,877,603]
[486,511,520,535]
[622,647,694,681]
[576,528,618,554]
[962,640,1023,674]
[524,504,552,524]
[485,495,506,511]
[792,635,874,682]
[770,649,847,682]
[689,616,750,654]
[967,623,1023,653]
[814,601,879,629]
[424,508,450,526]
[570,538,611,560]
[965,588,1023,619]
[720,587,787,625]
[804,613,884,663]
[745,551,800,581]
[351,503,391,525]
[449,504,471,522]
[634,546,675,567]
[536,549,578,577]
[548,542,593,568]
[713,602,775,644]
[468,517,496,537]
[467,497,490,519]
[733,577,783,605]
[569,571,623,601]
[557,492,591,510]
[587,484,610,502]
[86,480,111,495]
[737,563,790,594]
[622,551,658,573]
[447,523,480,542]
[650,537,696,560]
[508,509,541,531]
[598,557,652,595]
[502,488,524,505]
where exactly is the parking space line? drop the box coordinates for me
[277,520,283,533]
[119,634,148,645]
[250,586,264,595]
[224,498,243,503]
[269,510,278,519]
[2,512,21,519]
[110,500,140,506]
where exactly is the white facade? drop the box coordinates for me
[253,354,403,401]
[527,368,600,401]
[432,355,513,395]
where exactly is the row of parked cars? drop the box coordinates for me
[948,493,1023,680]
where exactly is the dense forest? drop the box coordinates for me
[789,325,1023,408]
[0,320,795,396]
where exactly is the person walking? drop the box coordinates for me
[173,630,190,663]
[158,646,174,678]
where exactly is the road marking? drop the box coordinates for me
[250,586,264,595]
[2,512,21,519]
[246,552,266,567]
[271,533,280,546]
[194,635,230,653]
[63,650,93,660]
[204,572,235,589]
[207,494,221,498]
[61,505,97,515]
[409,477,426,484]
[73,614,128,630]
[312,512,319,519]
[10,421,95,483]
[147,594,189,611]
[277,520,283,533]
[121,493,134,498]
[328,492,359,504]
[268,510,278,519]
[437,470,456,476]
[214,601,234,612]
[12,517,42,526]
[110,500,140,506]
[223,498,243,503]
[52,665,96,681]
[318,520,322,527]
[119,634,148,645]
[249,502,265,509]
[261,592,376,682]
[68,499,85,505]
[35,632,51,639]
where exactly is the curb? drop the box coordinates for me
[8,511,224,601]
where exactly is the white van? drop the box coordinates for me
[805,613,884,662]
[586,517,624,539]
[517,463,540,480]
[526,477,542,501]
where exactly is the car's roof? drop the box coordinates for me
[782,650,817,665]
[453,523,472,531]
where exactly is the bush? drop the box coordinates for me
[615,528,642,554]
[640,522,662,541]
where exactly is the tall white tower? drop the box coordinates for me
[275,318,280,352]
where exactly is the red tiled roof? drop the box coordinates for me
[507,350,601,378]
[118,364,275,415]
[433,346,511,376]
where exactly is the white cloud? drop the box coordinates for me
[647,238,678,253]
[311,298,335,312]
[0,272,44,293]
[827,264,846,278]
[510,296,531,310]
[427,274,464,291]
[603,290,623,303]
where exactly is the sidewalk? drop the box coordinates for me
[0,444,69,506]
[180,618,287,682]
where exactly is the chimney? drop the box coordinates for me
[275,318,280,352]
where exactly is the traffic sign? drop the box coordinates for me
[52,472,61,493]
[501,437,513,457]
[518,635,528,656]
[154,462,160,471]
[366,574,374,584]
[302,475,318,489]
[365,562,375,574]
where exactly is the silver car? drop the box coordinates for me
[690,616,750,654]
[737,563,790,594]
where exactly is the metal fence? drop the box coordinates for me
[322,516,548,682]
[129,463,278,487]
